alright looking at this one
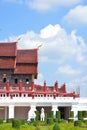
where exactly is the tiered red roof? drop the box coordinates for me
[14,49,38,75]
[0,58,15,69]
[0,42,38,76]
[0,42,17,56]
[17,49,38,63]
[0,42,17,69]
[14,65,37,74]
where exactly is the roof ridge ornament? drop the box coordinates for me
[37,44,43,50]
[16,36,23,42]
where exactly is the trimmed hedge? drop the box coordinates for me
[83,120,87,125]
[53,123,60,130]
[47,118,54,124]
[69,111,74,122]
[48,111,54,118]
[70,111,74,118]
[0,119,3,124]
[82,111,87,118]
[29,118,38,126]
[19,118,25,125]
[12,119,20,129]
[56,111,60,121]
[35,110,40,121]
[78,111,83,120]
[30,118,35,123]
[6,118,13,123]
[33,120,38,126]
[54,118,58,122]
[60,119,67,123]
[74,120,82,127]
[68,118,74,122]
[12,119,25,129]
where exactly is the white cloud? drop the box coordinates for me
[64,5,87,24]
[9,31,41,49]
[39,25,87,64]
[40,24,64,38]
[28,0,82,12]
[8,24,87,96]
[9,24,87,65]
[1,0,82,12]
[57,65,81,75]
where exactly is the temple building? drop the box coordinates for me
[0,42,38,84]
[0,41,87,121]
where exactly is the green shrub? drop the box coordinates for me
[56,111,61,121]
[68,118,74,122]
[30,118,38,126]
[30,118,35,123]
[69,111,74,122]
[53,123,60,130]
[35,110,40,121]
[19,118,25,125]
[48,111,54,118]
[83,120,87,125]
[60,119,67,123]
[82,111,87,118]
[33,120,38,126]
[0,119,3,124]
[74,120,82,127]
[78,111,83,120]
[38,120,47,126]
[47,118,54,124]
[12,119,21,129]
[6,118,13,123]
[35,126,40,130]
[54,118,58,122]
[70,111,74,118]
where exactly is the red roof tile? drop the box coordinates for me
[0,42,17,57]
[17,49,38,63]
[0,42,38,76]
[14,65,37,74]
[0,58,15,69]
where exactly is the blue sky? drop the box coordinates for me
[0,0,87,97]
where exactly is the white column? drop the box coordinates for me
[27,104,36,121]
[52,104,58,118]
[71,105,78,120]
[5,107,7,121]
[9,105,14,119]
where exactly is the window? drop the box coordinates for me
[26,79,29,84]
[15,78,18,84]
[16,94,18,97]
[2,74,7,83]
[24,94,26,97]
[3,78,6,83]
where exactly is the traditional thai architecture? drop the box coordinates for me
[0,41,87,121]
